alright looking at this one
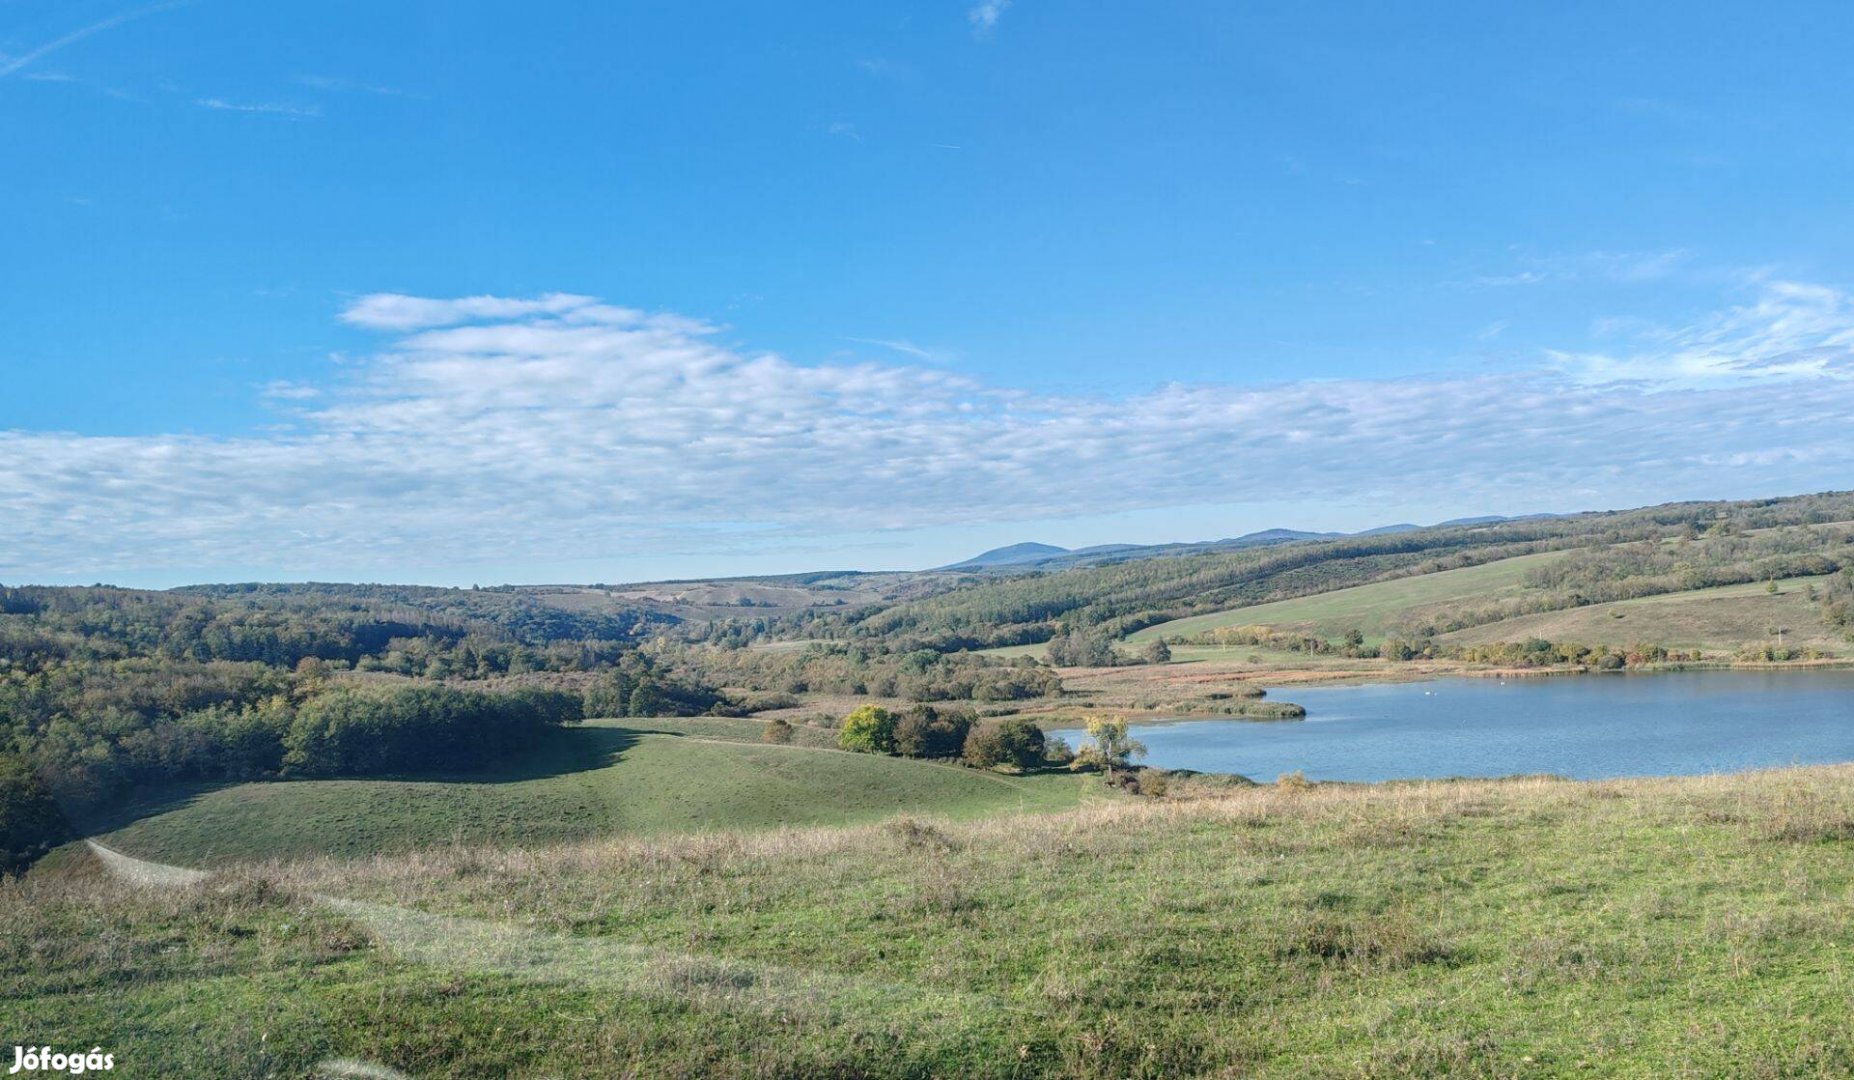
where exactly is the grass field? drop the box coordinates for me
[90,718,1097,866]
[1126,550,1567,647]
[1440,575,1845,653]
[17,766,1854,1076]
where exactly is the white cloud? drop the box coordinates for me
[968,0,1010,37]
[4,285,1854,580]
[1551,279,1854,387]
[1468,249,1689,289]
[194,97,321,118]
[338,293,601,331]
[295,75,409,97]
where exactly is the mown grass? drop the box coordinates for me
[91,718,1095,866]
[16,766,1854,1076]
[1126,550,1567,647]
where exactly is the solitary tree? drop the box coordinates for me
[961,716,1046,770]
[837,705,898,754]
[1072,717,1147,775]
[1141,639,1172,665]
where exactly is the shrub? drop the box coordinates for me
[1046,630,1119,667]
[1043,734,1076,767]
[1141,639,1172,664]
[837,705,898,754]
[962,717,1046,770]
[762,718,795,744]
[892,705,975,758]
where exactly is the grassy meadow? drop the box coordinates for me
[16,766,1854,1076]
[1439,575,1844,654]
[1125,551,1567,648]
[88,718,1096,866]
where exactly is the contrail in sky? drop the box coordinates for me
[0,1,188,78]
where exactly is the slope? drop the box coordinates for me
[1126,550,1568,646]
[1438,575,1846,653]
[93,718,1093,865]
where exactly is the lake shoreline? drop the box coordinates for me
[1052,669,1854,784]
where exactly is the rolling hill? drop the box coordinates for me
[1438,576,1844,654]
[90,718,1095,866]
[1125,550,1568,647]
[23,767,1854,1076]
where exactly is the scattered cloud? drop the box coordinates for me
[1550,279,1854,387]
[0,0,187,79]
[338,292,600,331]
[1467,249,1689,289]
[826,121,859,139]
[260,380,322,401]
[295,74,410,98]
[194,97,321,118]
[5,284,1854,579]
[968,0,1010,37]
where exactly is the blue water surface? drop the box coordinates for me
[1049,671,1854,782]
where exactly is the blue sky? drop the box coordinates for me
[6,1,1854,586]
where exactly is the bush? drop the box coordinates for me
[1044,734,1076,767]
[762,718,795,744]
[1141,639,1172,664]
[837,705,898,754]
[892,705,975,758]
[962,717,1046,770]
[1046,630,1119,667]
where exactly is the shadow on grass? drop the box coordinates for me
[71,723,672,837]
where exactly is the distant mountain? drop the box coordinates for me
[1233,528,1340,545]
[938,542,1071,570]
[937,515,1553,573]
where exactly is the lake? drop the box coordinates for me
[1049,670,1854,782]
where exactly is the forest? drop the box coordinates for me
[0,585,707,872]
[719,492,1854,653]
[8,490,1854,875]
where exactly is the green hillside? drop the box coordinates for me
[19,767,1854,1076]
[1127,550,1566,647]
[1439,575,1844,653]
[95,718,1095,866]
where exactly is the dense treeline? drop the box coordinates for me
[833,704,1053,771]
[663,642,1062,702]
[0,584,724,873]
[0,584,658,676]
[281,684,582,776]
[1177,625,1375,658]
[180,582,674,645]
[1,662,585,808]
[790,492,1854,653]
[0,755,71,875]
[1429,639,1703,668]
[758,493,1854,652]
